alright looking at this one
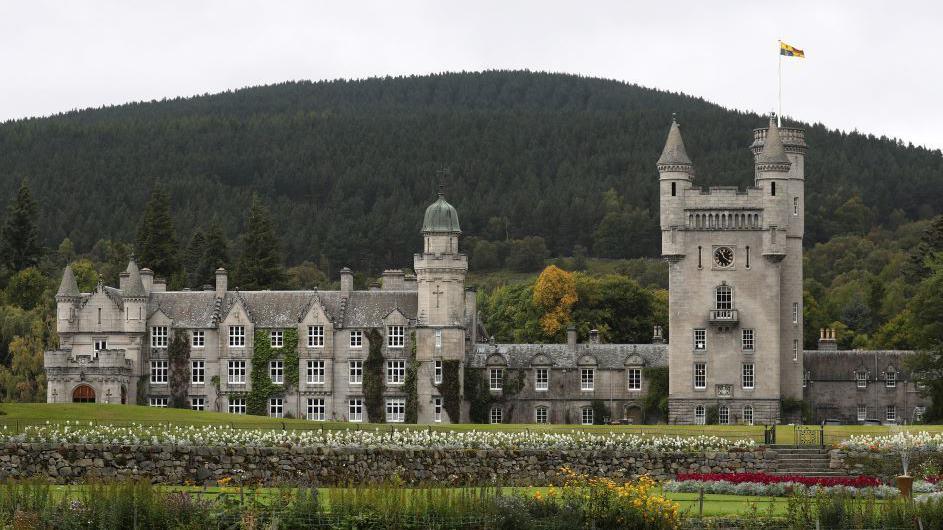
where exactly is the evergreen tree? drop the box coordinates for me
[235,197,287,290]
[1,182,42,272]
[184,231,206,288]
[200,221,231,283]
[135,187,180,280]
[907,215,943,281]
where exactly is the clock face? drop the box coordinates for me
[713,247,734,268]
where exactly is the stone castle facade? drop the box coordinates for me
[44,117,929,425]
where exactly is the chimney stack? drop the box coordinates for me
[215,268,228,297]
[340,267,353,294]
[404,274,417,290]
[589,329,600,345]
[567,324,578,353]
[152,278,166,293]
[140,268,154,293]
[381,269,405,290]
[818,328,838,351]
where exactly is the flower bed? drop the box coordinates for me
[665,472,938,499]
[0,422,755,452]
[840,431,943,452]
[675,472,880,488]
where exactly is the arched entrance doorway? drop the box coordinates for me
[72,385,96,403]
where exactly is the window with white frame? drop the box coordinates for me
[694,329,706,351]
[349,330,363,348]
[694,363,706,389]
[270,360,284,384]
[191,397,205,411]
[886,405,896,422]
[581,407,594,425]
[151,326,168,348]
[433,397,443,422]
[149,397,168,408]
[715,285,732,310]
[306,360,325,384]
[742,363,755,389]
[348,399,363,422]
[535,368,549,391]
[388,326,405,348]
[270,330,283,348]
[857,404,867,421]
[580,368,594,391]
[307,325,324,347]
[228,360,246,384]
[269,398,283,418]
[742,405,754,425]
[150,360,168,384]
[694,405,706,425]
[535,406,548,424]
[387,360,405,385]
[792,302,800,324]
[229,325,245,347]
[490,406,503,424]
[349,360,363,384]
[191,330,205,348]
[741,329,754,352]
[856,371,867,389]
[886,371,897,388]
[489,368,504,390]
[434,360,443,384]
[228,397,246,414]
[94,339,108,351]
[386,398,406,422]
[627,368,642,391]
[793,339,799,361]
[718,405,729,425]
[306,398,325,421]
[191,360,205,384]
[434,329,442,349]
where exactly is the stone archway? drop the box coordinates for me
[72,384,96,403]
[624,405,643,424]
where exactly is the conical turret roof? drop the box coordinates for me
[657,118,693,167]
[756,117,791,166]
[56,265,80,297]
[124,257,147,298]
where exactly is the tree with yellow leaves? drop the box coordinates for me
[533,265,578,336]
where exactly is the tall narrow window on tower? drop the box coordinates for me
[715,285,732,310]
[697,246,702,269]
[671,182,676,196]
[745,246,751,268]
[793,197,799,215]
[771,182,776,196]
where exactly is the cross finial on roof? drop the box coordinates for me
[435,167,450,198]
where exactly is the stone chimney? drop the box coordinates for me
[381,269,405,290]
[404,274,417,291]
[215,268,228,297]
[567,324,578,353]
[818,328,838,351]
[140,268,154,293]
[340,267,353,294]
[589,329,600,344]
[653,325,665,344]
[152,278,166,293]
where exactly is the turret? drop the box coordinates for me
[658,117,694,257]
[421,186,461,255]
[56,265,80,332]
[123,258,147,331]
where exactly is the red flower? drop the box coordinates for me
[674,472,880,488]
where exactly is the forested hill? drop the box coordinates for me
[1,70,941,273]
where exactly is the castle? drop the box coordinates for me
[44,117,928,425]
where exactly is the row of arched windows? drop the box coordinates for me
[688,212,760,229]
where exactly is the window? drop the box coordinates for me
[349,330,363,348]
[228,398,246,414]
[348,399,363,422]
[191,397,205,411]
[434,329,442,349]
[489,368,504,391]
[793,196,799,215]
[742,405,754,425]
[857,404,867,422]
[694,329,707,351]
[581,407,594,425]
[386,398,406,422]
[745,246,751,268]
[269,398,284,418]
[741,329,754,352]
[886,371,897,388]
[535,368,549,391]
[307,325,324,347]
[580,368,595,391]
[151,326,168,348]
[433,397,443,422]
[697,246,702,269]
[856,371,867,389]
[718,405,729,425]
[306,360,325,384]
[229,326,245,347]
[886,405,896,422]
[694,405,706,425]
[694,363,706,389]
[191,360,205,384]
[742,363,755,389]
[191,330,205,348]
[793,339,800,362]
[627,368,642,391]
[434,360,443,384]
[228,360,246,384]
[490,406,503,424]
[149,397,168,408]
[270,330,283,348]
[306,398,325,421]
[150,360,168,384]
[349,360,363,384]
[915,407,926,423]
[270,360,284,384]
[388,326,405,348]
[771,181,776,196]
[387,360,406,385]
[715,285,732,310]
[94,339,107,351]
[671,181,676,196]
[535,406,548,424]
[792,302,800,324]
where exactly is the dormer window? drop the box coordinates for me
[151,326,168,348]
[856,371,868,389]
[886,371,897,388]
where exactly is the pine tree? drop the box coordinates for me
[135,187,180,280]
[185,231,206,288]
[1,182,42,272]
[235,197,287,290]
[200,221,231,284]
[908,215,943,281]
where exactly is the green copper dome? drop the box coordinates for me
[422,191,461,233]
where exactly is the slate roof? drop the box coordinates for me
[56,265,80,297]
[802,350,916,380]
[756,118,791,166]
[470,343,667,369]
[657,119,693,167]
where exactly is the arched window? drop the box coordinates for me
[718,405,729,425]
[694,405,706,425]
[742,405,754,425]
[715,285,732,310]
[72,385,96,403]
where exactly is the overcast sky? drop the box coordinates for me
[1,1,941,150]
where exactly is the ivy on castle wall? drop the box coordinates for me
[136,375,148,406]
[363,328,385,423]
[168,330,191,409]
[247,328,299,416]
[404,332,419,423]
[465,367,525,424]
[436,360,462,423]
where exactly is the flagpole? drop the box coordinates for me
[778,40,782,126]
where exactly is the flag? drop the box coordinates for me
[780,41,805,58]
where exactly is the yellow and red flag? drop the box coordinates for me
[780,41,805,58]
